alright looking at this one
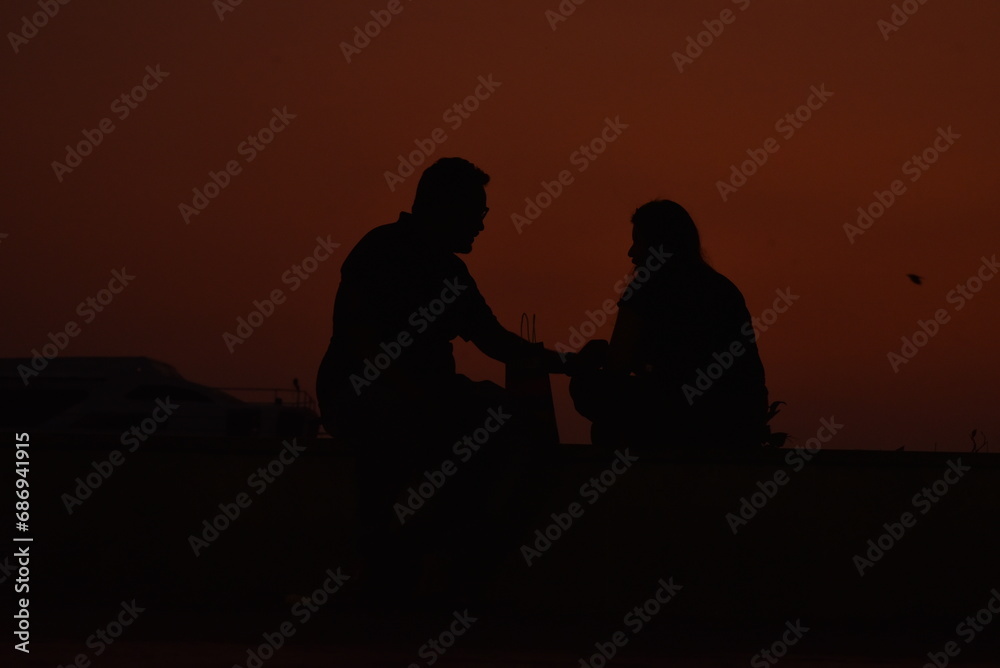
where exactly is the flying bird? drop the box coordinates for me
[906,274,924,285]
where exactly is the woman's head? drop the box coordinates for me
[629,199,707,267]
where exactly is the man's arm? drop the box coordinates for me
[453,263,574,374]
[470,317,571,374]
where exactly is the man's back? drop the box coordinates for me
[316,212,499,438]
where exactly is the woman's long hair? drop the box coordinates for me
[631,199,710,267]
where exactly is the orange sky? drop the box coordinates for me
[4,0,999,449]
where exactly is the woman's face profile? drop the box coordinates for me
[628,224,654,267]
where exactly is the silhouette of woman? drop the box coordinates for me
[570,200,770,451]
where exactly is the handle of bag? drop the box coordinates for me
[520,313,537,343]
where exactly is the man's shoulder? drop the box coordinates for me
[354,217,407,252]
[341,215,474,286]
[342,216,411,271]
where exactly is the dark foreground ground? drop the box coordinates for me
[22,606,1000,668]
[10,435,1000,666]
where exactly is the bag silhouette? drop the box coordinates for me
[504,314,560,445]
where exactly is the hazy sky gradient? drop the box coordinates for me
[4,0,999,449]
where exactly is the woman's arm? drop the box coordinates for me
[607,300,644,374]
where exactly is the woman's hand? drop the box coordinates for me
[566,339,610,375]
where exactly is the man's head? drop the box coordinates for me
[629,199,705,266]
[412,157,490,254]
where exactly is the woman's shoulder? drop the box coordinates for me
[709,267,743,301]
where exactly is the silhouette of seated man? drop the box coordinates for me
[316,157,572,601]
[570,200,770,451]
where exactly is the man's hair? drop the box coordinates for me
[412,158,490,215]
[631,199,707,263]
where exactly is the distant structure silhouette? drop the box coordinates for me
[316,157,574,601]
[570,199,774,450]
